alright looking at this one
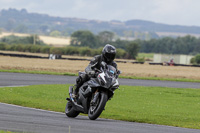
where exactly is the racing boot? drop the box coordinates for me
[72,84,80,99]
[72,75,83,98]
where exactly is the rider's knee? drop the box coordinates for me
[76,77,82,84]
[76,73,90,85]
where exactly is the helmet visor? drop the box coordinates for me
[105,53,115,61]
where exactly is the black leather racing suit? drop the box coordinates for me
[74,54,118,94]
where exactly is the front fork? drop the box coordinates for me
[68,86,75,102]
[91,90,100,105]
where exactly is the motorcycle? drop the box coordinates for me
[65,61,121,120]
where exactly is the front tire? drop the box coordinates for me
[65,101,80,118]
[88,91,108,120]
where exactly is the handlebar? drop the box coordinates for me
[94,68,102,73]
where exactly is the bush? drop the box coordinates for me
[0,43,6,50]
[50,47,63,55]
[5,44,11,51]
[195,54,200,64]
[64,46,80,55]
[190,54,200,65]
[24,45,32,52]
[126,42,140,59]
[0,43,129,59]
[9,44,18,51]
[116,48,127,59]
[30,45,41,53]
[190,57,196,64]
[40,46,51,54]
[80,47,92,56]
[136,57,145,62]
[16,44,25,52]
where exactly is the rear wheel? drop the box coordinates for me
[65,101,80,118]
[88,91,108,120]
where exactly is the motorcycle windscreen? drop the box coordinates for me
[107,65,117,77]
[106,65,117,87]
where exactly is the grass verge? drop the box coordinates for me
[1,69,200,83]
[0,131,18,133]
[0,84,200,129]
[0,69,77,76]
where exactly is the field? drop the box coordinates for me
[0,84,200,129]
[0,32,70,46]
[1,53,200,81]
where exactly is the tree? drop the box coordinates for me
[123,30,133,39]
[14,24,28,33]
[138,35,200,55]
[195,54,200,64]
[50,30,61,37]
[27,35,40,45]
[97,31,114,45]
[190,54,200,65]
[126,42,140,59]
[70,30,98,48]
[0,35,45,45]
[110,39,129,50]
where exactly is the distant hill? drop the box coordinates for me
[1,8,200,39]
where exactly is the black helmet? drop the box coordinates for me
[102,44,116,63]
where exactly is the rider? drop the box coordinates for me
[73,44,118,97]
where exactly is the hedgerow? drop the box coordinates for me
[0,43,127,58]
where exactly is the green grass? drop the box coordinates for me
[1,69,200,83]
[119,75,200,83]
[0,131,19,133]
[0,69,77,76]
[0,131,9,133]
[0,84,200,129]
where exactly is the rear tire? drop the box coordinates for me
[65,101,80,118]
[88,91,108,120]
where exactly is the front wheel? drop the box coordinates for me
[65,101,80,118]
[88,91,108,120]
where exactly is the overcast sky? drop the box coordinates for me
[0,0,200,26]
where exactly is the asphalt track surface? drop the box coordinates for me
[1,72,200,88]
[0,72,200,133]
[0,103,200,133]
